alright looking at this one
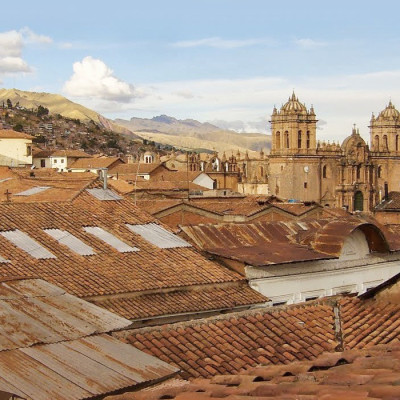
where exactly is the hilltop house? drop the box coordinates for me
[0,129,33,167]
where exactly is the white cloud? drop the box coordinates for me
[63,56,135,102]
[20,27,52,44]
[171,37,273,49]
[294,38,327,49]
[0,28,52,75]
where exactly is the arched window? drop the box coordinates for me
[259,166,264,177]
[284,131,289,148]
[298,131,302,149]
[322,165,327,178]
[356,165,361,180]
[306,131,310,149]
[374,135,380,150]
[377,165,382,178]
[383,135,388,150]
[396,135,399,152]
[275,131,281,149]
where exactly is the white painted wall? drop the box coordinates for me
[193,173,214,189]
[0,138,32,166]
[246,229,400,305]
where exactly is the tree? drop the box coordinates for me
[37,105,49,117]
[13,124,23,132]
[6,99,12,109]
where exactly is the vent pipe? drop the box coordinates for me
[101,168,108,190]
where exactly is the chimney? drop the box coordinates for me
[101,168,108,190]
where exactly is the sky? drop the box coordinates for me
[1,0,400,142]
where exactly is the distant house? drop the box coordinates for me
[33,149,92,172]
[68,156,124,174]
[0,129,33,167]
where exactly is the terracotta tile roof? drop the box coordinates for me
[124,300,338,380]
[273,202,320,215]
[0,192,263,319]
[151,171,203,181]
[69,156,122,169]
[0,129,33,139]
[109,163,163,174]
[340,295,400,350]
[135,199,183,214]
[111,342,400,400]
[375,191,400,211]
[135,180,208,191]
[0,169,97,203]
[92,283,267,320]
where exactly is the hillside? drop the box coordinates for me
[0,88,132,136]
[115,115,271,153]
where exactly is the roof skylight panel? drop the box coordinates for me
[83,227,139,253]
[126,223,192,249]
[86,188,122,201]
[14,186,51,196]
[44,229,95,256]
[0,230,56,259]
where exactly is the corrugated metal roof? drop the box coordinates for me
[86,188,122,201]
[127,223,191,249]
[0,279,132,352]
[84,226,139,252]
[0,334,178,400]
[0,230,55,259]
[14,186,51,196]
[44,228,95,256]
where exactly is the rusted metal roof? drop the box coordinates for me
[0,278,178,399]
[181,217,395,266]
[0,278,132,352]
[0,334,178,400]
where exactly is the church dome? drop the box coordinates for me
[281,92,307,113]
[378,101,400,120]
[341,126,366,153]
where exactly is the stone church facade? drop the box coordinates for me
[269,93,400,212]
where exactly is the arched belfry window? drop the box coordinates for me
[396,135,399,151]
[374,135,380,150]
[284,131,289,149]
[383,135,388,150]
[298,131,302,149]
[322,165,327,178]
[306,131,310,149]
[377,165,382,178]
[275,131,281,149]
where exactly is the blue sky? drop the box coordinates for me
[2,0,400,141]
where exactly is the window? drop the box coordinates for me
[304,182,308,189]
[53,159,57,164]
[26,145,32,156]
[397,135,399,151]
[284,131,289,148]
[383,135,388,150]
[297,131,302,149]
[306,131,310,149]
[40,159,46,168]
[60,159,64,163]
[374,135,380,150]
[275,131,281,149]
[322,165,327,178]
[377,165,382,178]
[356,165,361,180]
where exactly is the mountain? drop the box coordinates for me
[0,88,133,136]
[115,115,271,154]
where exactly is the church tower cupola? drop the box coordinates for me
[270,92,318,155]
[370,100,400,152]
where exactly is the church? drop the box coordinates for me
[269,92,400,212]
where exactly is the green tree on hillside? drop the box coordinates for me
[6,99,12,109]
[37,105,49,117]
